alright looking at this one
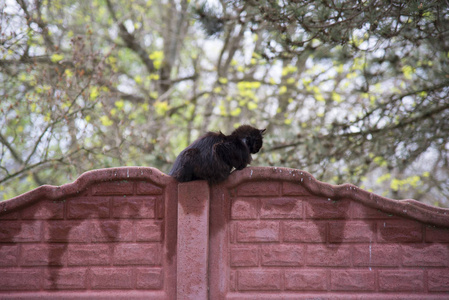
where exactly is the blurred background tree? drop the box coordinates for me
[1,0,448,207]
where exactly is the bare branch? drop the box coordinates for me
[105,0,155,74]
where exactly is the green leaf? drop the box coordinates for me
[64,69,73,78]
[279,86,287,95]
[218,77,228,84]
[134,75,143,84]
[230,107,241,117]
[154,100,169,116]
[149,51,164,69]
[247,101,257,110]
[331,92,342,103]
[115,100,125,109]
[51,53,64,63]
[100,115,113,126]
[282,65,298,76]
[402,65,415,80]
[89,86,99,101]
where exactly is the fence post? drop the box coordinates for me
[177,181,210,300]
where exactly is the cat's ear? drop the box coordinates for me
[260,128,266,134]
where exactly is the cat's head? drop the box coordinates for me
[231,125,266,154]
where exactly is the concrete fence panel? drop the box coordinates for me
[209,167,449,299]
[1,166,448,299]
[0,167,177,299]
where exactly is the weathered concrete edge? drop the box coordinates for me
[225,167,449,228]
[225,292,449,300]
[0,290,167,299]
[0,166,174,215]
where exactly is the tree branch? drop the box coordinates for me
[105,0,155,74]
[0,133,24,164]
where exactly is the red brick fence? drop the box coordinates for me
[1,167,448,299]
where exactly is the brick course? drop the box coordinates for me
[330,270,376,291]
[378,270,424,292]
[0,269,42,291]
[43,268,87,290]
[67,244,111,266]
[284,269,328,291]
[237,270,282,291]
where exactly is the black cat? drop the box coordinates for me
[169,125,265,184]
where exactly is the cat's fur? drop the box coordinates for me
[169,125,265,184]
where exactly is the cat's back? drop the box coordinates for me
[189,131,225,153]
[169,131,225,175]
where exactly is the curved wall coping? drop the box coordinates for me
[1,166,448,227]
[0,166,174,215]
[226,167,449,228]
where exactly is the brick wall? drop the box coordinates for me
[0,167,177,299]
[1,166,449,299]
[209,167,449,299]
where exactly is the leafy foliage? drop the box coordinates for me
[1,0,448,207]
